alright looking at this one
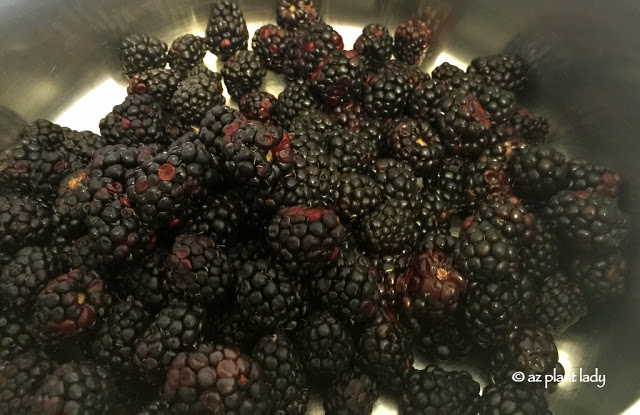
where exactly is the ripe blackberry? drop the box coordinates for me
[370,158,420,204]
[128,68,182,108]
[120,34,168,76]
[478,381,552,415]
[508,145,569,201]
[237,257,304,333]
[167,34,206,72]
[113,248,169,310]
[357,311,413,391]
[57,235,106,277]
[432,62,465,81]
[401,366,480,415]
[544,190,628,253]
[239,91,277,123]
[298,310,355,378]
[31,362,116,415]
[206,304,259,352]
[567,159,622,197]
[252,332,310,415]
[336,173,382,222]
[414,188,456,245]
[170,72,226,125]
[325,127,377,174]
[0,349,54,414]
[276,0,318,29]
[133,299,206,383]
[519,221,558,283]
[0,308,37,361]
[476,85,518,123]
[464,157,511,210]
[491,325,564,391]
[289,108,339,135]
[274,81,321,129]
[467,53,528,92]
[252,24,291,72]
[0,246,60,311]
[32,268,109,344]
[197,105,246,153]
[291,21,345,78]
[183,191,244,243]
[572,251,627,303]
[360,198,417,254]
[537,273,587,334]
[205,0,248,60]
[222,50,266,101]
[354,24,394,71]
[407,78,450,124]
[472,195,536,246]
[162,343,273,413]
[311,50,366,108]
[329,101,378,136]
[362,67,412,118]
[508,106,550,144]
[481,124,525,162]
[407,314,472,361]
[324,368,379,415]
[424,156,469,215]
[0,194,52,254]
[383,60,430,90]
[99,93,165,146]
[384,117,445,176]
[394,19,432,65]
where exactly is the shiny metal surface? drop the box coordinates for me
[1,1,640,414]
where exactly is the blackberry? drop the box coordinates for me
[357,311,413,391]
[237,257,304,333]
[572,251,627,303]
[481,124,525,162]
[87,143,157,185]
[222,50,266,101]
[508,106,550,144]
[30,362,116,415]
[289,108,338,135]
[537,273,587,334]
[330,101,371,133]
[32,269,110,344]
[567,159,622,197]
[0,308,37,361]
[407,314,473,361]
[99,93,165,146]
[407,78,451,125]
[57,235,105,276]
[401,366,480,415]
[170,72,226,125]
[197,105,246,153]
[162,113,193,143]
[120,34,168,76]
[128,68,182,107]
[432,62,465,81]
[467,53,528,92]
[90,299,151,369]
[183,191,243,243]
[298,310,355,378]
[206,305,259,351]
[414,188,456,244]
[336,173,382,222]
[384,117,445,176]
[520,221,558,283]
[362,67,412,118]
[0,195,51,255]
[162,343,273,413]
[311,50,366,108]
[360,198,417,254]
[353,24,394,71]
[133,299,206,383]
[274,80,321,129]
[370,158,420,204]
[276,0,318,29]
[0,246,60,311]
[252,332,310,415]
[544,190,628,253]
[291,21,345,78]
[204,0,248,60]
[478,381,552,415]
[491,325,564,391]
[424,156,469,215]
[165,234,234,305]
[167,34,206,72]
[476,85,518,123]
[508,145,569,201]
[436,89,492,157]
[0,349,54,414]
[414,226,459,256]
[472,195,536,246]
[239,91,277,123]
[324,368,379,415]
[383,60,430,90]
[394,19,432,65]
[325,127,377,174]
[56,128,106,172]
[252,24,291,72]
[464,156,511,210]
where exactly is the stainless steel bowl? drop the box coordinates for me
[1,1,639,414]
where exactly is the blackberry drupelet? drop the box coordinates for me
[394,19,432,65]
[408,314,473,361]
[0,349,54,414]
[325,127,377,174]
[276,0,318,29]
[336,173,382,222]
[357,311,413,391]
[204,0,249,61]
[120,34,168,77]
[508,145,569,201]
[491,325,564,391]
[360,198,417,254]
[222,50,266,101]
[0,194,52,254]
[568,159,622,197]
[252,332,310,415]
[537,273,587,334]
[464,156,511,210]
[508,106,550,144]
[311,50,367,108]
[572,251,627,303]
[99,93,165,146]
[133,299,206,383]
[431,62,465,81]
[162,343,273,413]
[291,21,345,78]
[324,368,379,415]
[0,246,60,311]
[30,362,116,415]
[478,381,552,415]
[406,78,450,124]
[252,24,291,72]
[543,190,628,253]
[274,81,321,129]
[384,117,445,176]
[401,366,480,415]
[167,34,206,72]
[467,53,528,92]
[298,310,355,378]
[170,72,226,125]
[128,68,182,108]
[206,304,259,351]
[472,195,536,246]
[476,85,518,123]
[239,91,277,123]
[362,66,412,118]
[519,221,558,283]
[353,24,394,71]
